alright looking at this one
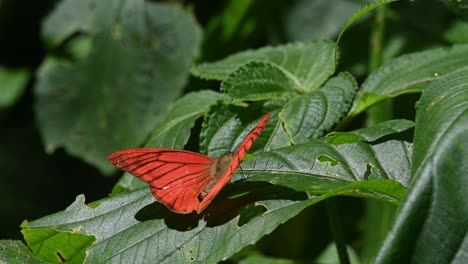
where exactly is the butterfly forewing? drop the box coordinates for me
[108,148,215,213]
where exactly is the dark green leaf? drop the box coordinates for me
[374,66,468,263]
[35,1,201,174]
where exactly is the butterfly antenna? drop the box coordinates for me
[238,165,246,181]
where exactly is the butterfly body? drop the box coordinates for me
[199,153,232,202]
[108,114,270,214]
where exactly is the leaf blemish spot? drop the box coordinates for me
[427,95,444,111]
[317,155,338,166]
[56,251,67,263]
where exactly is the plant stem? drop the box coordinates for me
[326,199,350,264]
[361,5,397,263]
[369,6,385,73]
[367,5,392,126]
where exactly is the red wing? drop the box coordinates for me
[107,148,215,214]
[198,113,271,211]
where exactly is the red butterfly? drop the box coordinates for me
[107,114,270,214]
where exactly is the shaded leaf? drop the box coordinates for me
[374,66,468,263]
[35,1,201,174]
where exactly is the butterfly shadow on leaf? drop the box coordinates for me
[135,181,307,231]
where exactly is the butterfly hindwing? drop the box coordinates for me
[198,114,270,211]
[108,148,215,213]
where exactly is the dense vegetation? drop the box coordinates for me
[1,0,467,263]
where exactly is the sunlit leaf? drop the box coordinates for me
[23,121,412,263]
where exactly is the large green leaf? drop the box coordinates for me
[0,240,46,264]
[192,41,337,93]
[41,0,93,47]
[35,0,201,174]
[22,119,412,263]
[350,44,468,116]
[374,66,468,263]
[21,188,311,263]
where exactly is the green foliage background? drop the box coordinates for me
[0,0,467,263]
